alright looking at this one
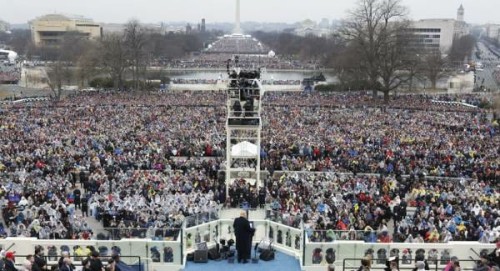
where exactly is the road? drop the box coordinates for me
[473,41,500,91]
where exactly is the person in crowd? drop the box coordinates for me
[415,261,426,271]
[81,258,92,271]
[59,258,74,271]
[89,251,104,271]
[105,259,115,271]
[358,256,372,271]
[473,256,490,271]
[488,241,500,267]
[33,247,46,271]
[4,251,17,271]
[58,251,69,269]
[23,255,35,271]
[385,256,399,271]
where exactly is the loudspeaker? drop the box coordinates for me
[194,249,208,263]
[208,247,220,260]
[259,249,275,261]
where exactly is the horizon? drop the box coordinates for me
[1,0,500,26]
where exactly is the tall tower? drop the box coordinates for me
[234,0,241,34]
[201,18,206,33]
[457,4,464,22]
[225,58,263,203]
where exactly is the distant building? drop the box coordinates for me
[409,19,456,53]
[201,18,206,33]
[0,20,10,32]
[485,24,500,42]
[408,5,469,54]
[101,23,126,34]
[454,4,469,37]
[30,14,102,46]
[293,19,332,37]
[294,19,332,37]
[318,18,330,29]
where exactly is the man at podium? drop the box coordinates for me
[233,211,255,263]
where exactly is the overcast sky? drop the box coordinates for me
[2,0,499,25]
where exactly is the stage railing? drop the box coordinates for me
[302,233,495,271]
[183,218,303,264]
[102,227,181,241]
[10,254,142,271]
[0,237,182,271]
[0,218,496,271]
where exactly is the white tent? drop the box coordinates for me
[0,49,18,63]
[231,141,258,157]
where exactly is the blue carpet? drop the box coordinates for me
[183,251,301,271]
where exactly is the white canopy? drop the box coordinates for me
[0,49,18,63]
[231,141,258,157]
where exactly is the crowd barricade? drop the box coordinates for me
[431,99,478,108]
[0,97,51,104]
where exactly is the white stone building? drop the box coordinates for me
[409,5,469,54]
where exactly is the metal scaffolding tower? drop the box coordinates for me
[225,56,263,202]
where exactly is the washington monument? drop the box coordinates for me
[234,0,241,34]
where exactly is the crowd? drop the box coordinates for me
[0,90,498,244]
[157,53,322,70]
[261,93,498,178]
[0,92,228,239]
[267,172,499,244]
[171,78,301,86]
[205,36,269,55]
[494,70,500,85]
[0,63,20,84]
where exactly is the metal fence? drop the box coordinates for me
[306,229,367,242]
[184,211,220,228]
[103,227,181,241]
[265,209,302,229]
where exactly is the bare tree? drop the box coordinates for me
[76,41,100,89]
[332,42,370,91]
[449,34,476,66]
[100,33,127,90]
[340,0,413,102]
[46,32,87,100]
[124,20,146,91]
[46,60,64,100]
[420,51,448,90]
